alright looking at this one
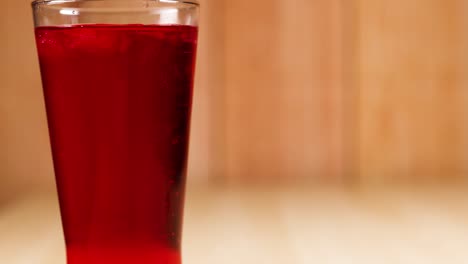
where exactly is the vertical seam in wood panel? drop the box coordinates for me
[341,0,361,185]
[211,0,228,185]
[222,0,233,184]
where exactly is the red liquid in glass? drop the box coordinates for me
[35,25,198,264]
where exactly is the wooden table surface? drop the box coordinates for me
[1,185,468,263]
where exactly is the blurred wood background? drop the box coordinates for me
[1,0,468,202]
[355,0,468,183]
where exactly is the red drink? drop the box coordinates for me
[35,25,198,264]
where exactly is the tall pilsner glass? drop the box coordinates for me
[32,1,199,263]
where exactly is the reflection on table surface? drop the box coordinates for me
[1,185,468,264]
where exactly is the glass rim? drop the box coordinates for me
[32,0,200,8]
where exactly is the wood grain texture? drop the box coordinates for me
[224,0,345,183]
[356,0,468,182]
[2,0,468,191]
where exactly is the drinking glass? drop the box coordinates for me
[32,1,199,263]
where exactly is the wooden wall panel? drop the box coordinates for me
[3,0,468,193]
[224,0,345,183]
[356,0,468,182]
